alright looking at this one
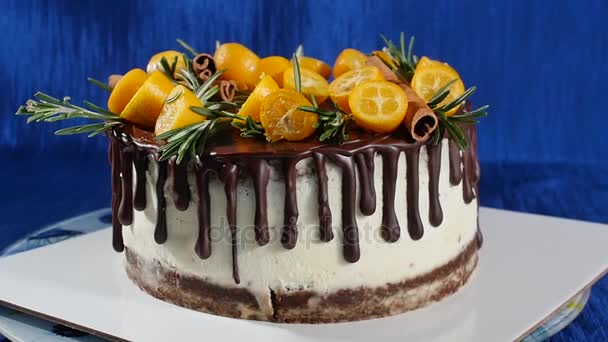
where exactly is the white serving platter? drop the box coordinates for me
[0,207,606,342]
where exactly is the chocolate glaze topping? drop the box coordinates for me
[108,124,480,284]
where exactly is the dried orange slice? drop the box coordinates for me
[120,71,175,128]
[293,56,332,79]
[146,50,187,78]
[258,56,290,87]
[260,89,317,142]
[328,66,384,113]
[214,43,261,91]
[107,68,147,114]
[155,85,206,135]
[237,74,279,122]
[283,67,329,104]
[333,48,367,78]
[411,63,465,116]
[348,80,408,133]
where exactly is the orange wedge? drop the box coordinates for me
[146,50,187,78]
[333,48,367,78]
[260,89,317,142]
[258,56,290,87]
[214,43,261,91]
[237,74,279,122]
[283,67,329,104]
[120,71,175,128]
[155,85,206,135]
[411,63,465,116]
[107,68,147,114]
[293,56,332,79]
[328,66,384,113]
[348,80,408,133]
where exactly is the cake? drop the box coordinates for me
[17,33,488,323]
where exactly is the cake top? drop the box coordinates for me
[16,33,488,162]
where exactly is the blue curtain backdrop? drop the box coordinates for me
[0,1,607,341]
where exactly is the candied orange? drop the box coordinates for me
[237,74,279,122]
[348,80,408,133]
[214,43,261,91]
[333,48,367,78]
[293,56,332,79]
[120,71,175,128]
[411,63,465,116]
[260,89,318,142]
[372,50,397,69]
[107,68,147,114]
[155,85,206,135]
[146,50,187,78]
[258,56,290,87]
[328,66,384,113]
[283,67,329,103]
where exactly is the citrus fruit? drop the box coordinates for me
[258,56,290,87]
[348,80,408,133]
[146,50,187,78]
[328,66,384,112]
[214,43,261,91]
[120,71,175,128]
[333,48,367,78]
[107,68,147,114]
[155,85,206,135]
[260,89,317,142]
[283,67,329,104]
[293,56,332,79]
[411,63,465,116]
[237,74,279,122]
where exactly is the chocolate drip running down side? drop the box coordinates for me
[108,125,481,284]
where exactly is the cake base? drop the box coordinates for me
[124,235,479,323]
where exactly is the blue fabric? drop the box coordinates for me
[0,0,606,340]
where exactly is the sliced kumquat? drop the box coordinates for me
[260,89,318,142]
[120,71,175,128]
[328,66,384,113]
[214,43,261,90]
[348,80,408,133]
[414,56,442,71]
[411,63,465,116]
[237,74,279,122]
[372,50,396,69]
[155,85,206,135]
[293,56,332,79]
[258,56,290,87]
[283,67,329,104]
[333,48,367,78]
[146,50,187,78]
[107,68,148,114]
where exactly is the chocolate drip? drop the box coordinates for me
[448,139,462,186]
[133,151,148,211]
[110,139,124,252]
[171,158,191,211]
[118,147,134,225]
[248,159,270,246]
[313,153,333,242]
[406,149,424,240]
[194,161,212,259]
[462,126,480,204]
[355,150,376,216]
[380,148,401,242]
[154,160,168,244]
[427,143,443,227]
[281,159,299,249]
[222,162,240,284]
[328,155,361,263]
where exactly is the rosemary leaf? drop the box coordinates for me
[176,38,199,57]
[292,54,302,93]
[87,77,112,93]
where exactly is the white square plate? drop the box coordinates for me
[0,208,606,342]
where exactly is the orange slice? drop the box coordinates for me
[237,74,279,122]
[293,56,332,79]
[411,63,465,116]
[328,66,384,113]
[107,68,147,114]
[333,48,367,78]
[120,71,175,128]
[146,50,187,78]
[348,80,408,133]
[214,43,261,91]
[155,85,206,135]
[258,56,290,87]
[260,89,317,142]
[283,67,329,104]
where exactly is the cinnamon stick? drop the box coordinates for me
[192,53,216,82]
[108,74,123,90]
[217,80,237,102]
[366,56,438,141]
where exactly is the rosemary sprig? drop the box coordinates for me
[87,77,112,93]
[301,105,351,142]
[380,32,418,82]
[16,92,123,137]
[176,38,199,57]
[428,83,489,149]
[292,53,302,93]
[194,69,225,103]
